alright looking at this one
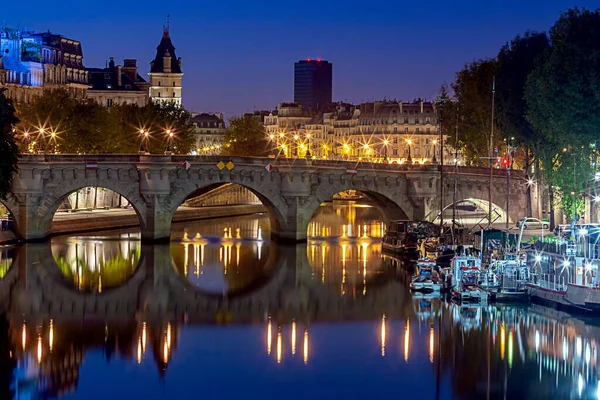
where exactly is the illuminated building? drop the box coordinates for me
[87,58,149,107]
[294,58,333,111]
[148,23,183,106]
[0,28,88,103]
[192,112,226,155]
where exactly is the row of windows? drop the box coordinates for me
[156,81,178,87]
[156,92,178,98]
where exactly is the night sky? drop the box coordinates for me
[3,0,597,118]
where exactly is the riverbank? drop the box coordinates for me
[0,204,267,244]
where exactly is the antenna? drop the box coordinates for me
[166,14,170,31]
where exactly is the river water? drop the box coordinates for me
[0,201,599,399]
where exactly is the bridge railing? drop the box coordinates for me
[18,154,526,178]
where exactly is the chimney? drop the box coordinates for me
[123,59,138,81]
[108,57,115,69]
[399,101,403,113]
[420,100,423,113]
[117,65,122,87]
[163,50,171,73]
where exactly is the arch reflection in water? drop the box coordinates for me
[51,234,141,292]
[170,215,272,295]
[308,200,385,239]
[307,238,384,295]
[0,245,14,278]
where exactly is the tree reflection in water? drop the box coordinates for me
[51,235,141,292]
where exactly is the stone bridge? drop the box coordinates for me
[2,154,530,242]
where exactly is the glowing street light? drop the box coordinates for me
[382,139,389,161]
[165,128,174,154]
[406,139,413,163]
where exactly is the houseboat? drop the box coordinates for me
[526,224,600,314]
[450,255,489,302]
[411,259,441,293]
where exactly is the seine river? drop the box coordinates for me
[0,201,598,399]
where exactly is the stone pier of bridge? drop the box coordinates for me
[1,154,531,243]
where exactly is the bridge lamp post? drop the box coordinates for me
[165,129,174,155]
[37,127,46,154]
[383,139,389,162]
[432,139,438,163]
[49,131,57,154]
[406,139,413,163]
[305,133,312,158]
[22,131,30,153]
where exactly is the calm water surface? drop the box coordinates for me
[0,202,599,399]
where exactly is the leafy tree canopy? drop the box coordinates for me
[15,89,196,155]
[0,89,20,200]
[222,115,269,156]
[525,8,600,214]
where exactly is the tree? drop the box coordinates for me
[495,31,550,216]
[525,8,600,221]
[443,59,500,166]
[16,89,196,155]
[0,89,20,200]
[222,115,269,156]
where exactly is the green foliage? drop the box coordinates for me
[0,89,20,200]
[222,114,269,156]
[559,193,585,220]
[496,31,549,155]
[441,59,500,166]
[525,8,600,210]
[16,89,196,154]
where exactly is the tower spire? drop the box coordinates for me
[163,14,170,38]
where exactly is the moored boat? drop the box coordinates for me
[450,255,489,303]
[411,258,441,293]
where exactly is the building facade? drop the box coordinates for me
[265,100,454,164]
[148,26,182,106]
[294,58,332,111]
[0,28,88,103]
[192,112,226,155]
[87,58,149,107]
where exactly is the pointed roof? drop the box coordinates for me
[150,26,181,73]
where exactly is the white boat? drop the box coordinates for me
[450,255,489,302]
[411,259,441,292]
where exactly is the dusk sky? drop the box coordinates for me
[3,0,597,118]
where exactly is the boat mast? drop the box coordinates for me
[488,77,496,228]
[452,107,459,246]
[439,101,444,232]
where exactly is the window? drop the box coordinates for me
[416,128,420,133]
[415,118,419,124]
[104,74,110,80]
[173,92,176,98]
[393,149,398,155]
[405,127,408,134]
[426,117,431,123]
[394,127,398,133]
[106,99,113,108]
[125,84,132,89]
[426,128,431,133]
[158,81,161,86]
[173,82,176,87]
[158,92,161,97]
[404,117,409,123]
[106,84,112,89]
[426,139,430,144]
[393,137,398,144]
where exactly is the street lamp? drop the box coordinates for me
[406,139,412,163]
[22,131,30,153]
[383,139,389,162]
[38,127,46,154]
[306,133,312,158]
[432,139,438,163]
[49,131,57,154]
[165,129,174,154]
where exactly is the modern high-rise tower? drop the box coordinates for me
[293,58,332,111]
[148,24,183,106]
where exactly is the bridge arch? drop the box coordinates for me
[0,194,20,237]
[34,181,147,239]
[167,180,290,240]
[427,198,511,226]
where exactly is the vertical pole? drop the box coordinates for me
[453,107,459,245]
[488,76,496,228]
[439,101,444,231]
[506,138,510,233]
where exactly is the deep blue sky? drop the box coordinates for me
[3,0,597,117]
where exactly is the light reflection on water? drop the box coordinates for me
[0,203,598,399]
